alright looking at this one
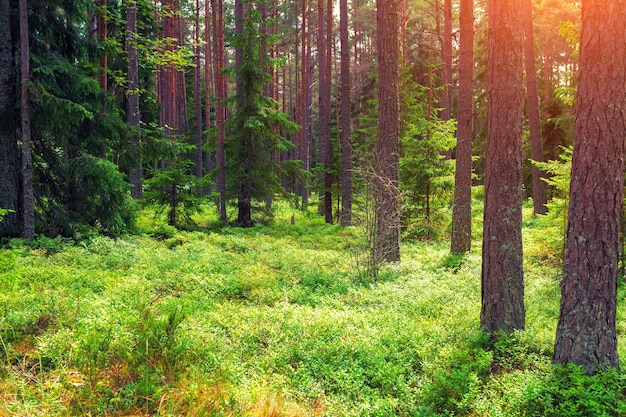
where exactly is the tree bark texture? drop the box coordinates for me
[0,0,20,236]
[127,0,143,199]
[211,0,226,222]
[376,0,401,262]
[523,0,547,215]
[480,0,526,333]
[317,0,332,223]
[450,0,474,254]
[19,0,34,239]
[339,0,351,226]
[553,0,626,374]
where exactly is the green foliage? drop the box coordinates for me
[143,156,210,228]
[227,3,303,226]
[398,74,456,240]
[0,209,13,223]
[2,203,625,416]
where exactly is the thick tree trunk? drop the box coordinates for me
[127,0,143,199]
[339,0,351,226]
[480,0,525,333]
[450,0,474,254]
[375,0,401,263]
[523,0,547,215]
[19,0,34,239]
[0,0,20,237]
[553,0,625,374]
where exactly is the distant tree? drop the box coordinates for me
[450,0,474,253]
[317,0,332,223]
[480,0,526,333]
[440,0,452,121]
[523,0,547,215]
[375,0,401,262]
[553,0,625,374]
[229,0,301,227]
[211,0,227,222]
[98,0,108,91]
[339,0,352,226]
[127,0,143,199]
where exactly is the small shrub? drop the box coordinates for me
[523,365,626,417]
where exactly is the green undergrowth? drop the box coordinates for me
[1,201,625,416]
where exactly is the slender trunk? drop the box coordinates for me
[128,0,143,199]
[480,0,525,333]
[376,0,401,262]
[339,0,351,226]
[450,0,474,254]
[299,0,308,204]
[204,0,214,193]
[441,0,453,121]
[19,0,34,239]
[0,0,20,236]
[553,0,625,374]
[318,0,332,223]
[523,0,547,215]
[211,0,226,222]
[98,0,107,91]
[194,0,203,184]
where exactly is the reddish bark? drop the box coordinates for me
[553,0,625,374]
[523,0,547,215]
[211,0,226,222]
[127,0,143,199]
[441,0,453,121]
[376,0,401,262]
[317,0,332,223]
[339,0,351,226]
[450,0,474,254]
[480,0,525,333]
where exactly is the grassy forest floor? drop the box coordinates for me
[1,193,625,416]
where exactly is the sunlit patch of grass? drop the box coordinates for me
[1,198,625,415]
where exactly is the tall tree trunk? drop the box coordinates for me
[317,0,332,223]
[0,0,20,236]
[480,0,525,333]
[299,0,309,205]
[211,0,227,222]
[193,0,203,185]
[204,0,214,193]
[127,0,143,199]
[441,0,453,121]
[375,0,401,263]
[19,0,34,239]
[553,0,625,374]
[523,0,547,215]
[450,0,474,253]
[339,0,351,226]
[234,0,250,226]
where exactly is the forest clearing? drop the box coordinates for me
[1,197,625,416]
[2,0,626,414]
